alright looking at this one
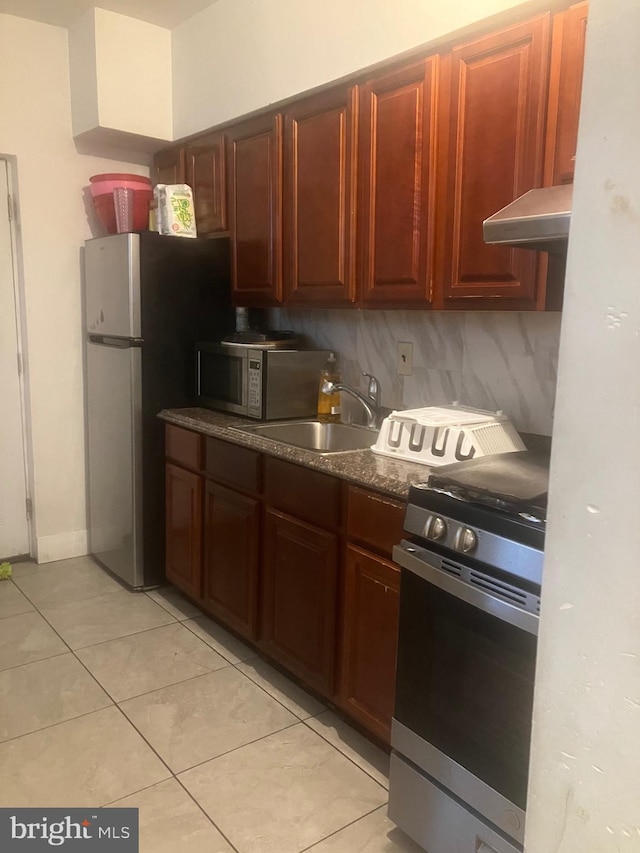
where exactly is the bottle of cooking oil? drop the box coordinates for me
[317,352,341,423]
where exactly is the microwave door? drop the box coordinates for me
[197,347,248,415]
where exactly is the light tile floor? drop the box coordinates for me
[0,556,422,852]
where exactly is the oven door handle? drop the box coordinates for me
[393,543,539,636]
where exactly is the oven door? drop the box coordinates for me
[391,540,538,846]
[196,344,248,416]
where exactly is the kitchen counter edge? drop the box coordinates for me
[159,407,432,500]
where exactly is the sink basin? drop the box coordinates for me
[230,420,378,454]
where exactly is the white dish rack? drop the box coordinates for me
[371,404,525,467]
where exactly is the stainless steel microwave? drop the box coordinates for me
[195,342,330,420]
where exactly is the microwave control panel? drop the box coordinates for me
[247,357,263,416]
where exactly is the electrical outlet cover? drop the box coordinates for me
[397,342,413,376]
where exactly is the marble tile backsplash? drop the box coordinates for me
[267,309,562,436]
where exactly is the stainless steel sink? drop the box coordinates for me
[230,420,378,454]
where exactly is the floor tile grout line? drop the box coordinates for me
[179,618,260,666]
[102,774,242,853]
[9,568,390,820]
[53,616,182,653]
[113,663,234,706]
[298,803,390,853]
[0,649,70,675]
[69,618,219,655]
[172,773,242,853]
[0,702,117,748]
[172,719,302,777]
[299,717,390,794]
[11,586,127,612]
[230,658,328,723]
[100,777,176,808]
[111,702,176,779]
[0,608,36,621]
[142,589,201,622]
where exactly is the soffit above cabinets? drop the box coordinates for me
[0,0,219,29]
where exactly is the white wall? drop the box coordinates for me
[0,13,149,562]
[172,0,535,137]
[69,9,172,145]
[525,0,640,849]
[94,9,172,140]
[67,8,98,137]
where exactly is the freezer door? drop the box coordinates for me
[85,234,141,338]
[86,339,144,588]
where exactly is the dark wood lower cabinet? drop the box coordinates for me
[202,480,260,641]
[261,508,339,697]
[165,462,203,600]
[165,426,405,745]
[338,544,401,743]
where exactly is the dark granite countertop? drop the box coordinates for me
[159,407,433,500]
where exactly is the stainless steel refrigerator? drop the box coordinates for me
[84,232,233,589]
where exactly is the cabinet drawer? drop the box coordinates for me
[165,424,203,471]
[347,486,405,558]
[265,456,341,530]
[205,437,261,494]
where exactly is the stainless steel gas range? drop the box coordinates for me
[388,450,549,853]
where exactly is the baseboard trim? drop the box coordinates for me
[36,530,89,564]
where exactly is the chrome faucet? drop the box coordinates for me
[320,372,381,429]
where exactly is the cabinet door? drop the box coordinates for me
[437,15,551,309]
[185,132,228,234]
[359,58,438,306]
[202,480,259,641]
[152,146,186,186]
[545,2,588,186]
[338,545,400,744]
[228,113,283,306]
[165,463,202,599]
[261,508,339,696]
[284,85,358,306]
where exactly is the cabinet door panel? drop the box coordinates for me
[264,456,340,531]
[203,480,259,640]
[205,437,261,495]
[359,58,438,305]
[545,2,588,186]
[338,545,400,744]
[347,486,405,559]
[261,509,338,696]
[438,16,550,308]
[228,113,283,305]
[186,132,227,234]
[165,424,202,472]
[165,463,202,599]
[284,86,357,305]
[153,146,185,186]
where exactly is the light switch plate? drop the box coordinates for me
[397,342,413,376]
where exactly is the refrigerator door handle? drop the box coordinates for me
[89,334,143,348]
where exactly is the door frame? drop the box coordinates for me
[1,155,35,559]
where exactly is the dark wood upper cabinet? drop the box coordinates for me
[284,85,358,306]
[436,15,551,309]
[152,146,186,186]
[185,132,228,234]
[227,113,283,306]
[358,57,439,306]
[545,2,588,186]
[202,480,260,641]
[165,462,202,600]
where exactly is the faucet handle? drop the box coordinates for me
[362,372,380,406]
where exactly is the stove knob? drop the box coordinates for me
[454,527,477,553]
[431,517,447,541]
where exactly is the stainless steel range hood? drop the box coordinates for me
[483,184,572,253]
